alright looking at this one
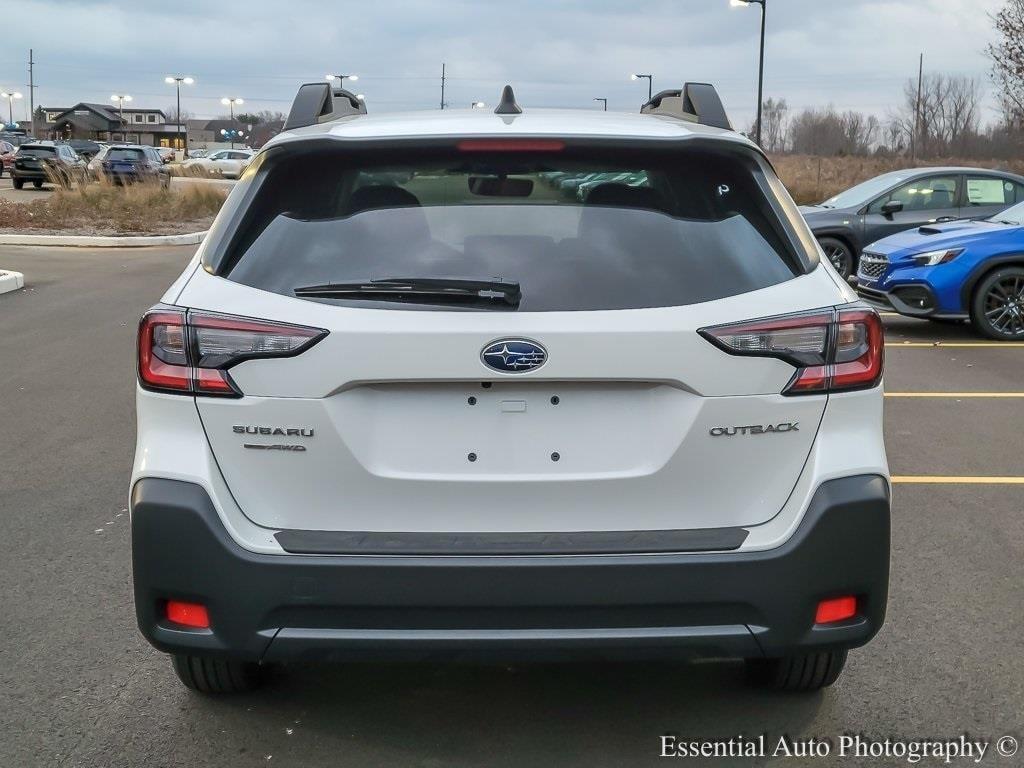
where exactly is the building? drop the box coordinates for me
[34,103,188,149]
[182,118,283,151]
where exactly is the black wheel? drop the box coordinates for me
[12,178,24,190]
[32,179,43,189]
[818,237,855,279]
[745,649,847,692]
[170,653,262,694]
[971,266,1024,340]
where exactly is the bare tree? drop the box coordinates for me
[255,110,286,124]
[754,97,789,153]
[898,73,982,157]
[165,105,193,124]
[788,106,877,156]
[988,0,1024,129]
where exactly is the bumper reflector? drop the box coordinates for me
[815,595,857,625]
[166,600,210,629]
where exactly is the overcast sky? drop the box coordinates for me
[0,0,1007,126]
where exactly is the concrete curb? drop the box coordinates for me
[0,269,25,294]
[0,231,208,248]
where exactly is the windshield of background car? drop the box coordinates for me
[220,146,805,312]
[18,146,57,157]
[822,172,907,209]
[992,200,1024,225]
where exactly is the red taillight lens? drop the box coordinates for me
[137,307,327,397]
[815,596,858,625]
[166,600,210,629]
[831,308,884,392]
[138,310,190,392]
[700,306,883,396]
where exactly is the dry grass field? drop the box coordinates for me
[771,154,1024,205]
[0,180,227,235]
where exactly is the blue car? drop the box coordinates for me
[856,200,1024,339]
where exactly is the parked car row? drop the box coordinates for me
[2,139,171,189]
[804,167,1024,340]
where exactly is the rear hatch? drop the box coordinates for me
[104,147,147,176]
[14,146,55,172]
[173,140,851,538]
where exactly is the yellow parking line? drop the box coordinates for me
[892,476,1024,484]
[885,392,1024,398]
[886,342,1024,348]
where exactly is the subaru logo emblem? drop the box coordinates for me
[480,339,547,373]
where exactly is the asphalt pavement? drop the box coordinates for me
[0,245,1022,767]
[0,174,56,202]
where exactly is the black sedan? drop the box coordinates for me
[800,167,1024,279]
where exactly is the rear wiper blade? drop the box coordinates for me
[294,277,522,306]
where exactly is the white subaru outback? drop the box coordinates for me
[131,83,890,694]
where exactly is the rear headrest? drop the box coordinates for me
[347,185,422,215]
[583,183,665,212]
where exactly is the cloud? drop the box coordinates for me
[0,0,1005,125]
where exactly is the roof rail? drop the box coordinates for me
[283,83,367,131]
[641,83,732,130]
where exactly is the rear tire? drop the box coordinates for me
[170,653,263,694]
[970,266,1024,340]
[32,179,43,189]
[818,237,855,280]
[12,178,24,190]
[745,649,847,692]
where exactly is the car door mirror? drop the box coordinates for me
[881,200,904,216]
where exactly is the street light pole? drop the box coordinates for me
[326,74,358,92]
[221,97,244,149]
[111,94,132,141]
[1,91,23,125]
[165,76,194,158]
[730,0,767,146]
[593,98,607,111]
[630,74,653,103]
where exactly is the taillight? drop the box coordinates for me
[138,310,190,392]
[138,307,327,397]
[699,307,883,395]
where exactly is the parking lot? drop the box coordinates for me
[0,174,55,202]
[0,244,1022,767]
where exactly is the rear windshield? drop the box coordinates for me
[108,148,146,161]
[221,147,803,312]
[18,146,56,157]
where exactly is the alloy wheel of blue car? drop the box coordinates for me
[975,268,1024,339]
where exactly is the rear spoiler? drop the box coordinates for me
[283,83,367,131]
[641,83,732,131]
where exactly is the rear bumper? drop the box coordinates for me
[132,475,890,663]
[11,167,48,180]
[101,170,158,183]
